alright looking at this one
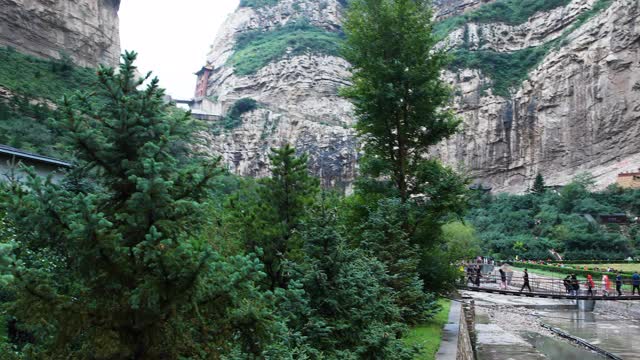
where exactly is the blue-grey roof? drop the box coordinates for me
[0,144,72,168]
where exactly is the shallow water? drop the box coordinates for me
[539,309,640,359]
[520,332,603,360]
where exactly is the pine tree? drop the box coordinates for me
[233,144,319,290]
[295,198,416,359]
[342,0,461,203]
[4,52,290,359]
[531,173,546,194]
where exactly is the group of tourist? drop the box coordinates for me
[560,271,640,297]
[466,263,640,297]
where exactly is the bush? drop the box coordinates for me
[222,98,258,130]
[228,22,344,75]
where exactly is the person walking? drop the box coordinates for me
[586,274,595,297]
[632,271,640,295]
[563,275,571,294]
[475,266,482,287]
[615,271,623,297]
[570,274,579,296]
[520,269,532,292]
[466,265,474,286]
[602,274,610,297]
[499,267,507,290]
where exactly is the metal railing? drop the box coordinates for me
[463,273,640,297]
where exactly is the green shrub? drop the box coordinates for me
[222,98,258,130]
[228,22,344,75]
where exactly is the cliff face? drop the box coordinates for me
[437,0,640,192]
[0,0,121,67]
[198,0,640,193]
[198,0,356,189]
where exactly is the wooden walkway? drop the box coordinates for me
[460,286,640,301]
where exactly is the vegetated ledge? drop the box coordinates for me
[447,0,614,98]
[433,0,573,39]
[227,21,345,76]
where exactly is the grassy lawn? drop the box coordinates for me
[405,298,452,360]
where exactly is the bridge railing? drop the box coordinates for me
[464,274,639,296]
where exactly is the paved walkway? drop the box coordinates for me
[436,301,461,360]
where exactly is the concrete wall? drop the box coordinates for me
[457,302,475,360]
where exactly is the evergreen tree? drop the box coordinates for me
[3,52,290,359]
[296,198,417,359]
[358,199,438,324]
[531,173,546,194]
[230,144,319,290]
[342,0,461,203]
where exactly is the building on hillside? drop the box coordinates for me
[616,170,640,189]
[195,64,213,99]
[0,144,71,183]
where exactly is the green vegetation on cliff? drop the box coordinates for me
[446,0,614,97]
[0,47,96,100]
[450,43,553,97]
[0,47,98,156]
[228,22,344,75]
[434,0,572,38]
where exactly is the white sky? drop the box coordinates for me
[119,1,239,99]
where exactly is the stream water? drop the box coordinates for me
[539,309,640,359]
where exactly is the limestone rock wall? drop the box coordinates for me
[200,0,357,189]
[200,0,640,193]
[437,0,640,192]
[0,0,121,67]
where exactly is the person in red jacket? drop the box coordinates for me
[586,274,595,296]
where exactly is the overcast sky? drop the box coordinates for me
[119,1,239,99]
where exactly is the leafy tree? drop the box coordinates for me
[441,222,481,261]
[341,0,469,299]
[3,52,290,359]
[530,173,545,194]
[342,0,460,203]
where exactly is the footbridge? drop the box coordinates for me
[460,285,640,301]
[461,273,640,301]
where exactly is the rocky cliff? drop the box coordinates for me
[0,0,121,67]
[197,0,640,193]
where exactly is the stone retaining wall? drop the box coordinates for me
[458,301,475,360]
